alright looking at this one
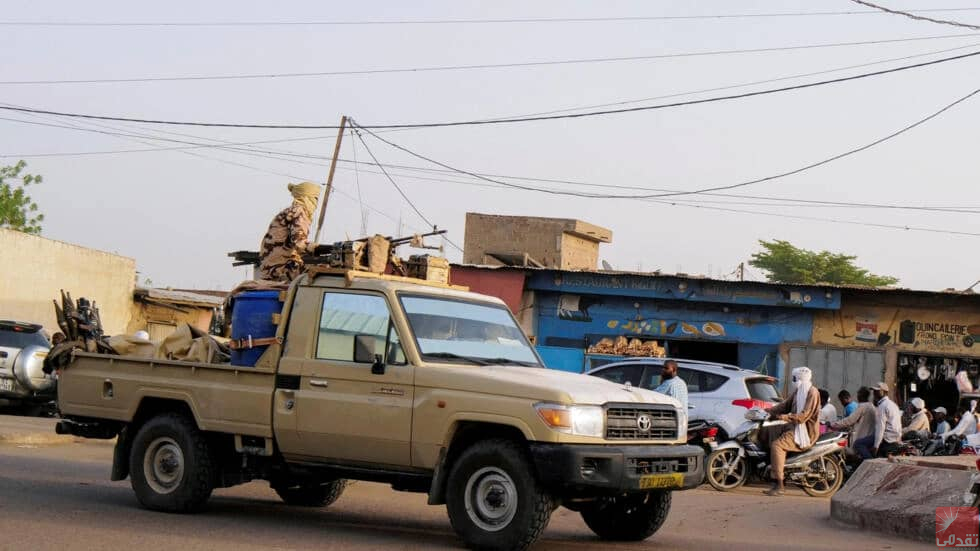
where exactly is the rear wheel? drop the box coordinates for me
[706,449,748,491]
[445,439,553,551]
[129,413,213,513]
[274,480,347,507]
[802,455,844,498]
[580,491,671,541]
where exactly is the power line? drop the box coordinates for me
[2,32,978,86]
[645,198,980,237]
[9,109,431,238]
[349,121,463,252]
[10,41,979,154]
[849,0,980,31]
[3,8,980,26]
[3,48,978,130]
[4,111,978,215]
[9,108,976,240]
[462,41,980,123]
[349,85,980,201]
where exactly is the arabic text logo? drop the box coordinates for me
[936,507,978,547]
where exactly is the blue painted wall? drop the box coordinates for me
[532,291,813,374]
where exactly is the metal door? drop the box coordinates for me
[788,346,885,411]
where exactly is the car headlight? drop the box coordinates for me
[535,403,604,437]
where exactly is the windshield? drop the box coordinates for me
[400,295,541,366]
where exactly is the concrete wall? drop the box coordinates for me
[462,213,610,270]
[0,229,136,335]
[127,302,213,337]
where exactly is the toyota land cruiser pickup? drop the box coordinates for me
[55,270,703,551]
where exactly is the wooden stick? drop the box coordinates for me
[312,115,348,247]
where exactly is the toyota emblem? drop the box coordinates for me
[636,414,653,432]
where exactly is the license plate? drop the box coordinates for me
[639,473,683,490]
[0,378,14,392]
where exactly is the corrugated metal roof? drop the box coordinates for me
[135,288,225,307]
[450,264,980,298]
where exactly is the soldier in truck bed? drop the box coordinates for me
[257,182,321,282]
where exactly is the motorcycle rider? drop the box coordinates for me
[933,407,951,435]
[902,397,930,440]
[856,382,901,458]
[831,386,876,457]
[761,366,821,496]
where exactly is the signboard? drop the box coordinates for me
[812,305,980,356]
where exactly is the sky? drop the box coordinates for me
[1,0,978,292]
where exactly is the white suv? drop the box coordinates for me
[588,358,781,439]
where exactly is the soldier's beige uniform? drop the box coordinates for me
[257,182,320,282]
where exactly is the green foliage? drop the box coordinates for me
[749,239,898,287]
[0,160,44,235]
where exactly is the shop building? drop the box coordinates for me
[450,212,980,412]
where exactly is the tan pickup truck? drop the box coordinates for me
[56,270,703,551]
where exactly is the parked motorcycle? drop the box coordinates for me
[705,408,847,497]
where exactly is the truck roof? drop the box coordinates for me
[303,268,508,307]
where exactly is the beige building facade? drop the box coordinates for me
[0,229,136,336]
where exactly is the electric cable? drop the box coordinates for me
[849,0,980,31]
[3,8,980,26]
[349,122,463,252]
[2,33,977,86]
[1,48,979,130]
[352,85,980,201]
[4,111,978,215]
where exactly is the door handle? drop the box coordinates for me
[309,379,329,388]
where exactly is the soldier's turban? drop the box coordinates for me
[288,182,321,199]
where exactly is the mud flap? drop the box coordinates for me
[110,426,133,481]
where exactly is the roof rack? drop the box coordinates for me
[306,266,469,292]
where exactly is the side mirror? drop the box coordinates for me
[354,335,377,363]
[354,335,386,375]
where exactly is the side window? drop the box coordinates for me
[701,372,729,393]
[595,364,644,386]
[677,368,702,392]
[316,292,405,365]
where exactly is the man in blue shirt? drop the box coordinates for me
[655,360,688,410]
[839,390,858,418]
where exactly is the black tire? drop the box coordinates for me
[274,479,347,507]
[580,491,671,541]
[129,413,213,513]
[445,438,554,551]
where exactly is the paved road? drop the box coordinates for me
[0,436,926,551]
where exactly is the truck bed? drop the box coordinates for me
[58,352,275,437]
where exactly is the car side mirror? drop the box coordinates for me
[354,335,377,363]
[354,335,386,375]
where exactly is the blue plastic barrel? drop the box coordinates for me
[230,290,283,367]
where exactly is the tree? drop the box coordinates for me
[749,239,898,286]
[0,160,44,235]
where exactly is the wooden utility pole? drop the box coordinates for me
[738,262,745,281]
[312,115,348,247]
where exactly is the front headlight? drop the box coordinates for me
[535,403,604,438]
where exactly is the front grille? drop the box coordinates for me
[605,405,679,440]
[628,456,698,475]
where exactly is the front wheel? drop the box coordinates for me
[445,439,554,551]
[706,449,748,491]
[802,455,844,498]
[580,491,671,541]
